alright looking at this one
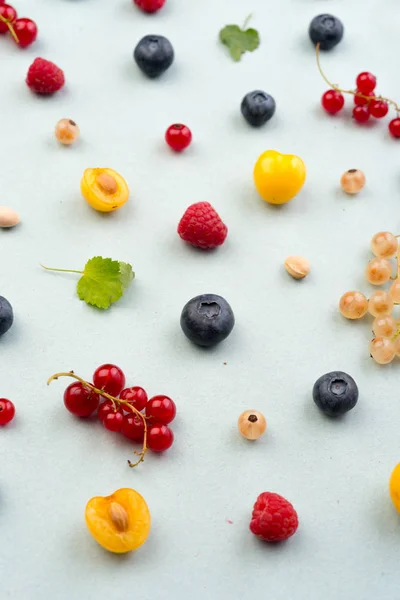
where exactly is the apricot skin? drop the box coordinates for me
[81,168,129,213]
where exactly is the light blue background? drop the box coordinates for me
[1,1,400,598]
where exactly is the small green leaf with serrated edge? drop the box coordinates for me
[219,22,260,62]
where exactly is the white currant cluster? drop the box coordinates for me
[340,232,400,364]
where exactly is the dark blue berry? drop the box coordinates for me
[309,14,344,51]
[313,371,358,417]
[180,294,235,348]
[0,296,13,337]
[241,91,276,127]
[134,35,174,78]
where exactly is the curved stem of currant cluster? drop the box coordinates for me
[47,371,148,468]
[0,14,19,43]
[316,44,400,114]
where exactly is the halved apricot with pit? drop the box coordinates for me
[81,168,129,213]
[85,488,150,553]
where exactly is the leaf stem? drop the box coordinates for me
[41,264,83,275]
[316,44,400,114]
[47,371,148,468]
[242,13,252,30]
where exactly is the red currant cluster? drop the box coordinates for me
[317,46,400,138]
[0,2,37,48]
[49,364,176,467]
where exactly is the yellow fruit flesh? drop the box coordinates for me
[253,150,306,205]
[389,464,400,513]
[85,488,151,553]
[81,168,129,213]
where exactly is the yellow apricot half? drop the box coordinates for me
[81,168,129,213]
[85,488,151,553]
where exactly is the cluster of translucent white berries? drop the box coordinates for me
[339,232,400,364]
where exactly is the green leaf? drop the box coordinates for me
[77,257,133,310]
[119,262,135,290]
[219,23,260,62]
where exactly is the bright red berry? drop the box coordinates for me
[134,0,166,12]
[369,99,389,118]
[121,414,145,441]
[63,382,100,417]
[352,105,370,123]
[356,72,376,94]
[0,4,17,34]
[146,395,176,424]
[93,364,126,397]
[353,90,374,106]
[97,400,116,421]
[389,118,400,138]
[250,492,299,542]
[26,58,65,95]
[102,410,124,432]
[120,386,148,412]
[178,201,228,249]
[147,423,174,452]
[165,124,192,152]
[13,18,37,47]
[0,398,15,425]
[321,89,344,115]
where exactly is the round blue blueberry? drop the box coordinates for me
[309,14,344,51]
[134,35,174,78]
[0,296,13,337]
[241,91,276,127]
[313,371,358,417]
[180,294,235,348]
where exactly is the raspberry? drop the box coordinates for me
[134,0,165,13]
[26,58,65,95]
[177,202,228,249]
[250,492,298,542]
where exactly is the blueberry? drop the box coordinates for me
[180,294,235,348]
[313,371,358,417]
[134,35,174,78]
[0,296,13,337]
[309,14,344,51]
[241,91,276,127]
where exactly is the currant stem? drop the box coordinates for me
[316,44,400,112]
[0,14,19,43]
[41,265,84,274]
[47,371,148,468]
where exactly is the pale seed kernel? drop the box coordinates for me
[108,501,129,533]
[96,172,118,195]
[284,256,310,280]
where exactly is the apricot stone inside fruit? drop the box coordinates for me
[81,168,129,213]
[85,488,151,554]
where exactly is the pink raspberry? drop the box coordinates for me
[177,202,228,250]
[26,58,65,95]
[250,492,299,542]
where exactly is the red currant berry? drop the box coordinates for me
[97,400,116,421]
[146,395,176,424]
[0,398,15,425]
[147,424,174,452]
[93,364,125,397]
[0,5,17,34]
[369,100,389,118]
[63,382,100,417]
[102,410,124,432]
[120,386,148,412]
[356,72,376,94]
[354,90,374,106]
[13,18,37,47]
[165,124,192,152]
[389,118,400,138]
[321,90,344,115]
[121,414,145,441]
[134,0,166,13]
[352,106,370,123]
